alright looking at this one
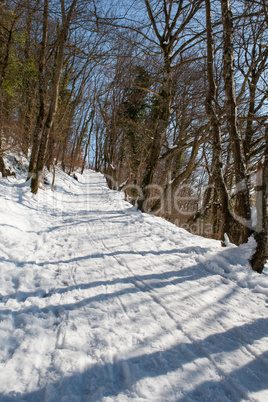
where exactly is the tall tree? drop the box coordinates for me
[31,0,79,194]
[248,0,268,272]
[137,0,203,211]
[204,0,234,242]
[27,0,48,181]
[0,3,20,177]
[220,0,252,244]
[250,124,268,273]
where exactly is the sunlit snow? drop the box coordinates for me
[0,163,268,401]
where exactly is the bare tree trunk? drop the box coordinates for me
[151,131,206,214]
[22,0,33,157]
[250,124,268,273]
[262,0,268,28]
[0,133,7,177]
[68,121,81,174]
[221,0,252,244]
[51,163,56,191]
[0,17,16,177]
[138,56,172,211]
[70,110,91,174]
[244,78,257,163]
[81,110,95,174]
[31,0,78,194]
[137,0,202,212]
[210,189,218,239]
[103,117,118,190]
[46,134,55,171]
[205,0,234,242]
[27,0,48,181]
[60,131,70,172]
[94,126,102,172]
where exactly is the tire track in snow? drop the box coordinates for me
[38,173,268,399]
[96,242,180,399]
[108,217,268,388]
[100,234,258,402]
[3,170,266,400]
[79,175,265,400]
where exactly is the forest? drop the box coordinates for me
[0,0,268,273]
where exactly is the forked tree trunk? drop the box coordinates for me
[31,0,78,194]
[137,50,172,212]
[205,0,234,242]
[221,0,252,244]
[150,129,206,215]
[138,0,202,212]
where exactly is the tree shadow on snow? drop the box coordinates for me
[1,318,268,402]
[0,263,211,308]
[0,246,213,270]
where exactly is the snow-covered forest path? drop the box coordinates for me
[0,169,268,401]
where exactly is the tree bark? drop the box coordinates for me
[243,44,268,163]
[250,124,268,273]
[150,131,206,214]
[137,0,202,212]
[0,17,16,177]
[81,110,95,174]
[221,0,252,244]
[31,0,78,194]
[21,0,34,157]
[205,0,234,241]
[137,50,172,211]
[0,134,7,177]
[27,0,48,181]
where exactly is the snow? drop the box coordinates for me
[0,166,268,401]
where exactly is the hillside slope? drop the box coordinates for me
[0,167,268,401]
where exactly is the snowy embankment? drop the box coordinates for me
[0,160,268,401]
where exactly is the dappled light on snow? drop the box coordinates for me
[0,169,268,401]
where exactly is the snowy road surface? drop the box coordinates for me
[0,168,268,401]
